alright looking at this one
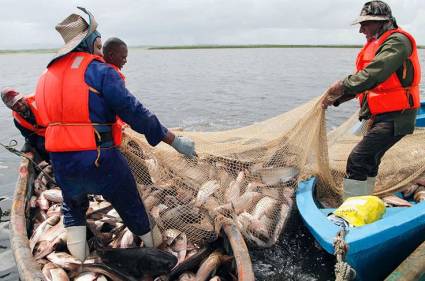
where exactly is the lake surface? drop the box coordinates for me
[0,48,424,280]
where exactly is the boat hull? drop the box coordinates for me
[296,177,425,281]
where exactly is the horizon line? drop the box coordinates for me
[1,44,424,53]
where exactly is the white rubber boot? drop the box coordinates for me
[66,226,87,261]
[366,177,376,195]
[343,178,369,200]
[139,231,154,248]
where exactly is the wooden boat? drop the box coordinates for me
[10,154,255,281]
[296,177,425,281]
[384,240,425,281]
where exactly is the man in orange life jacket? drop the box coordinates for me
[321,1,421,199]
[102,37,129,140]
[103,37,128,73]
[34,7,196,261]
[1,88,49,161]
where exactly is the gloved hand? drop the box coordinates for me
[321,80,345,109]
[171,136,196,158]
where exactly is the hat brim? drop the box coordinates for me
[48,7,98,66]
[50,30,89,64]
[352,15,390,25]
[10,94,24,107]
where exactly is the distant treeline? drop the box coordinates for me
[147,44,364,50]
[0,49,57,54]
[1,45,424,54]
[147,44,425,50]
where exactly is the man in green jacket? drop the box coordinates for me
[322,1,421,199]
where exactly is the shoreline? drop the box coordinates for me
[0,44,369,55]
[1,44,424,54]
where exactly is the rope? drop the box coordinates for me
[0,139,58,186]
[333,226,356,281]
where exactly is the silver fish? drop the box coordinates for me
[382,195,412,207]
[73,272,99,281]
[195,180,220,207]
[215,192,262,215]
[252,196,277,219]
[171,232,187,265]
[46,251,82,271]
[42,189,63,203]
[42,262,59,281]
[237,212,269,239]
[195,251,232,281]
[257,166,299,186]
[30,215,60,252]
[401,183,419,198]
[224,171,245,203]
[49,267,69,281]
[413,186,425,202]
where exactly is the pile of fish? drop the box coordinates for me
[28,161,237,281]
[382,178,425,207]
[137,154,298,247]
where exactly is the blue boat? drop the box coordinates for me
[416,101,425,127]
[296,177,425,281]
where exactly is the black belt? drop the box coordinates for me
[95,131,114,148]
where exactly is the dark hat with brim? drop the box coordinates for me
[49,7,97,65]
[352,1,393,25]
[352,15,391,25]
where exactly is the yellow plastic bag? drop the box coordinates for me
[333,196,386,227]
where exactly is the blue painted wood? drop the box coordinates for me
[296,177,425,281]
[415,101,425,127]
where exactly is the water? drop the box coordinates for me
[0,48,424,280]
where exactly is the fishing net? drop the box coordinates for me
[120,95,425,247]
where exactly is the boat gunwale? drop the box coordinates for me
[9,153,46,281]
[296,177,425,254]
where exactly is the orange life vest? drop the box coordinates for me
[12,95,46,136]
[356,28,421,115]
[108,63,126,80]
[35,52,122,152]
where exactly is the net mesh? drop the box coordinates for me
[120,96,425,247]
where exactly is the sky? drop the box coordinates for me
[1,0,425,50]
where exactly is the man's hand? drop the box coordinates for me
[321,80,345,109]
[171,136,196,158]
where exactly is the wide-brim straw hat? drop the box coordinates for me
[49,7,97,65]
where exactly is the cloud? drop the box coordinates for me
[1,0,425,49]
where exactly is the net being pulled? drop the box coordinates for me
[120,96,425,247]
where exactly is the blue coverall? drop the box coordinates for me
[14,113,49,161]
[50,60,168,236]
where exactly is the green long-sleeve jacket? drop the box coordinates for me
[335,29,418,136]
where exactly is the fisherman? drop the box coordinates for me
[102,37,129,143]
[34,7,196,261]
[321,1,421,199]
[102,37,128,73]
[1,88,49,161]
